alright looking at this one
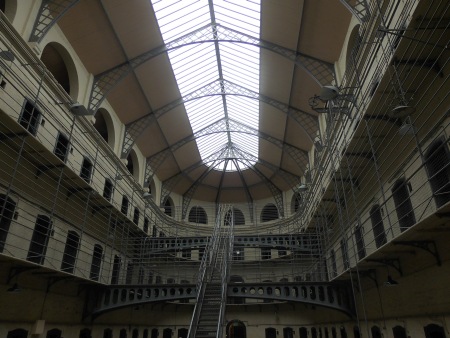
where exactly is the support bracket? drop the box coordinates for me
[393,240,441,266]
[366,258,402,276]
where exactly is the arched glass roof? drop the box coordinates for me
[151,0,261,171]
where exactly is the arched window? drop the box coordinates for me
[20,100,41,136]
[224,208,245,226]
[7,329,28,338]
[94,108,109,143]
[163,329,172,338]
[340,238,349,270]
[392,326,407,338]
[144,217,149,234]
[371,326,381,338]
[354,225,365,259]
[265,328,276,338]
[121,196,129,215]
[133,208,140,225]
[54,132,70,162]
[292,192,302,213]
[261,203,278,222]
[424,324,446,338]
[47,329,62,338]
[138,267,145,284]
[425,139,450,208]
[178,329,188,338]
[330,250,337,277]
[90,244,103,281]
[283,328,294,338]
[392,179,416,231]
[163,197,174,217]
[61,230,80,273]
[103,178,114,201]
[188,206,208,224]
[370,205,387,248]
[126,262,134,284]
[27,215,52,264]
[0,194,16,253]
[80,157,93,183]
[111,255,121,284]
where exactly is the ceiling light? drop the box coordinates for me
[143,192,152,200]
[319,86,339,101]
[7,283,21,293]
[391,105,415,118]
[70,103,93,116]
[384,275,399,286]
[297,184,309,192]
[0,50,15,61]
[398,122,416,136]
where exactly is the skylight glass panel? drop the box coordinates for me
[152,0,261,172]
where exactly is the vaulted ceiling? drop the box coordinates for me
[57,0,351,206]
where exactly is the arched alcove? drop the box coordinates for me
[0,0,17,23]
[40,42,78,99]
[345,24,362,75]
[93,108,116,149]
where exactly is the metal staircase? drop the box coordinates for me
[188,206,234,338]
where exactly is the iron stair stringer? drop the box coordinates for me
[188,205,234,338]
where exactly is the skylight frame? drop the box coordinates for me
[152,0,261,172]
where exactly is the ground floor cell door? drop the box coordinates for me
[227,320,246,338]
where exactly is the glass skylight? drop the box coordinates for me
[151,0,261,171]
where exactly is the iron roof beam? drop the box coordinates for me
[121,79,318,158]
[29,0,80,43]
[88,23,335,114]
[144,117,308,183]
[338,0,370,23]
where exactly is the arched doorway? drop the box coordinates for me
[7,329,28,338]
[265,328,276,338]
[425,139,450,208]
[0,194,16,253]
[392,326,407,338]
[226,320,246,338]
[424,324,446,338]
